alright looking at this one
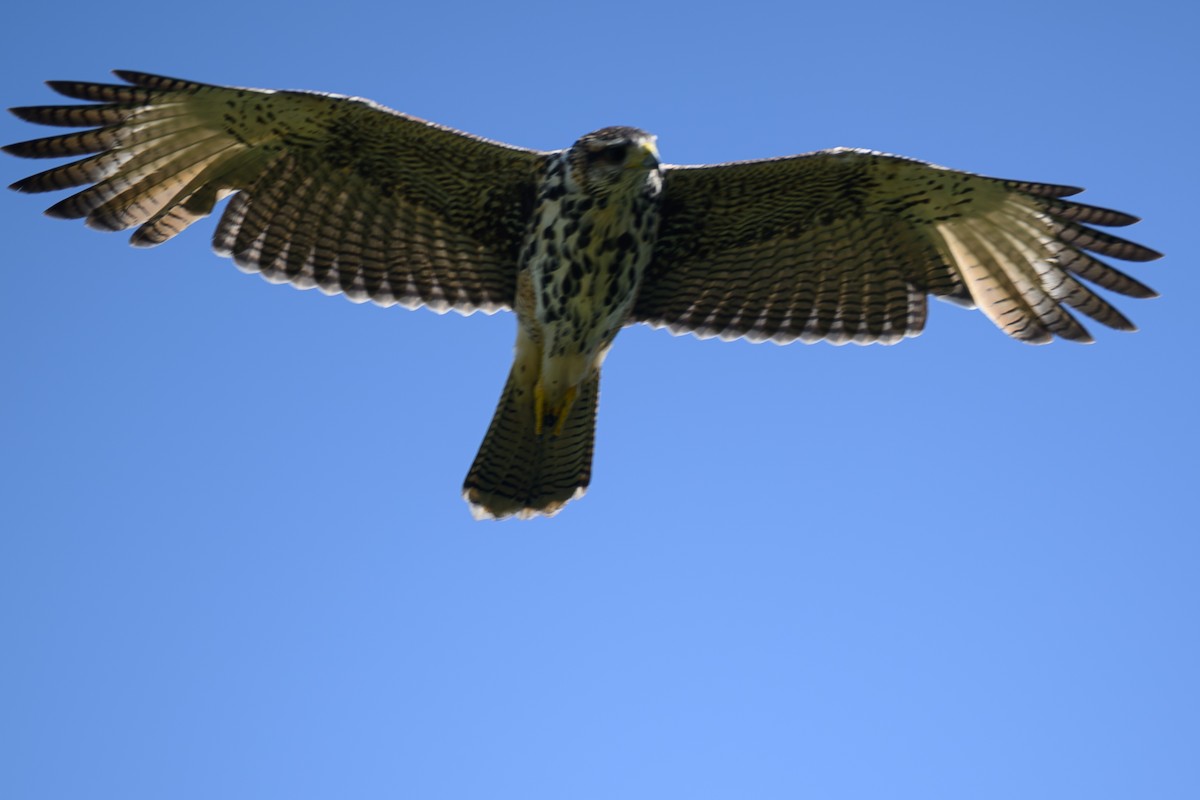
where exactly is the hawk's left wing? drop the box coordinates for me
[6,71,548,313]
[637,148,1160,345]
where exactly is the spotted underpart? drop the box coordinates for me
[462,128,664,519]
[522,131,664,402]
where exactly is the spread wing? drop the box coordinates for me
[637,148,1160,345]
[5,71,548,313]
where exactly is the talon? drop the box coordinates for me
[552,385,577,437]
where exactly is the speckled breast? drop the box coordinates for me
[519,156,663,360]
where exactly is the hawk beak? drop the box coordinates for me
[636,140,660,170]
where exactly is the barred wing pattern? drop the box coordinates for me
[5,71,548,313]
[639,148,1160,345]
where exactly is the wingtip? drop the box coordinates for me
[1100,210,1141,227]
[44,200,85,220]
[111,69,145,84]
[129,227,167,248]
[1123,246,1164,263]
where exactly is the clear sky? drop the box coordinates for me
[2,1,1196,798]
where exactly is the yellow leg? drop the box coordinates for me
[534,380,546,436]
[552,385,577,437]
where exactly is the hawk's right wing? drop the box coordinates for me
[6,71,548,314]
[638,148,1160,345]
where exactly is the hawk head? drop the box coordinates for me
[566,126,662,196]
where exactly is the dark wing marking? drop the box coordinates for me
[637,148,1159,345]
[6,71,548,314]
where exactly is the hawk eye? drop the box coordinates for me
[587,141,628,166]
[602,142,629,164]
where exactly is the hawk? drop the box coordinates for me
[5,71,1162,520]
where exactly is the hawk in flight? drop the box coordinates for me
[5,72,1161,519]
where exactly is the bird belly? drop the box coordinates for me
[526,217,647,407]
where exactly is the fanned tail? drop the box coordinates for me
[463,367,599,520]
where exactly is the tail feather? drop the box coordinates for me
[463,368,599,520]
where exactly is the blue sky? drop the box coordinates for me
[2,1,1196,798]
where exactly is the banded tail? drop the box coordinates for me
[463,368,600,520]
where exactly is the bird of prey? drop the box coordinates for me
[5,71,1161,520]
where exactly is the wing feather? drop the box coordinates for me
[10,103,131,128]
[641,149,1159,345]
[3,124,125,158]
[6,71,548,315]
